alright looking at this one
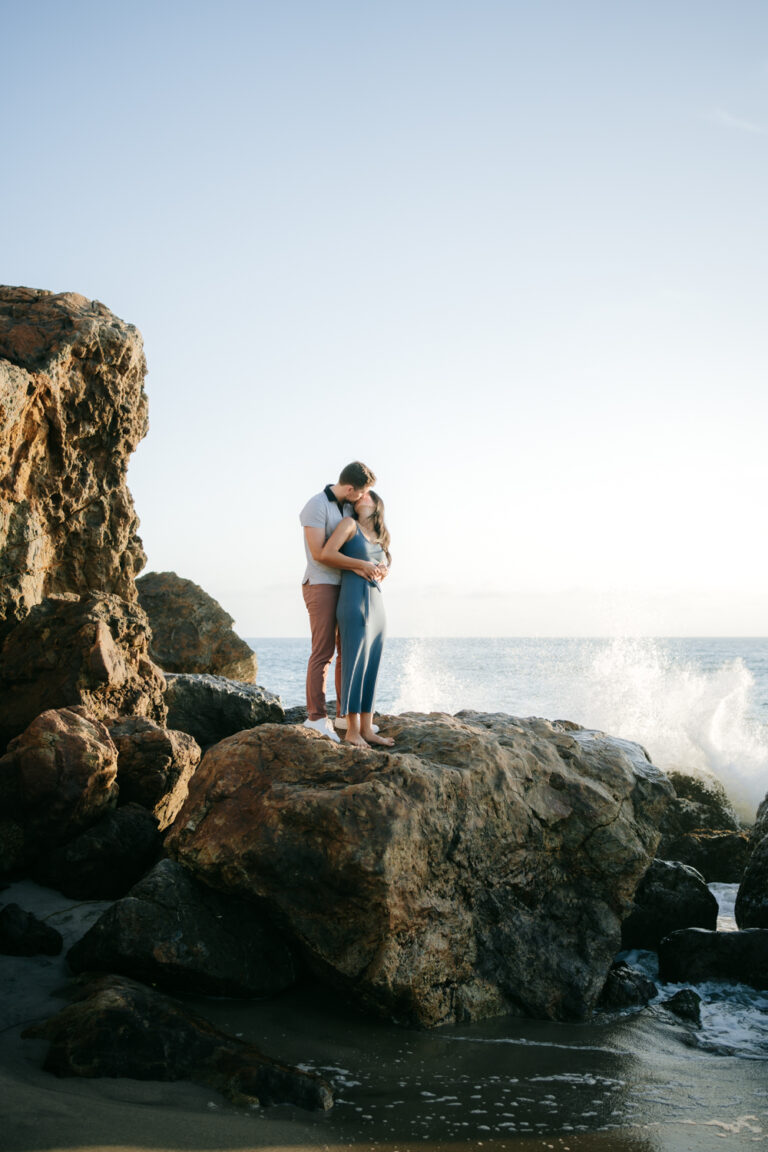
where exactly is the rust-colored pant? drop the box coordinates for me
[302,582,342,720]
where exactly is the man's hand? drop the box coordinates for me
[354,560,380,580]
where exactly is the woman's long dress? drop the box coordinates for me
[337,527,387,715]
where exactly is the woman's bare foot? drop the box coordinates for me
[345,734,370,748]
[362,731,394,747]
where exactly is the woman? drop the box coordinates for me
[319,491,394,748]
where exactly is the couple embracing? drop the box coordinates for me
[300,461,394,749]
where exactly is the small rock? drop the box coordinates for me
[67,858,297,996]
[662,988,702,1025]
[597,961,657,1012]
[621,859,718,950]
[164,673,284,749]
[0,903,63,956]
[23,973,333,1110]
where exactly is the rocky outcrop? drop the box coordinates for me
[0,903,63,956]
[164,672,283,748]
[24,974,333,1110]
[136,571,258,681]
[620,859,718,950]
[68,859,298,997]
[658,829,750,883]
[36,803,161,900]
[110,716,200,830]
[735,837,768,929]
[166,712,672,1026]
[658,927,768,990]
[0,592,166,752]
[0,288,148,633]
[663,769,740,833]
[0,707,118,874]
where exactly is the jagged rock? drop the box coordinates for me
[23,973,333,1110]
[166,712,672,1026]
[67,858,297,996]
[0,707,118,874]
[0,592,166,751]
[735,836,768,929]
[0,288,148,634]
[621,859,718,950]
[109,716,200,830]
[136,571,258,681]
[658,927,768,989]
[35,803,161,899]
[596,961,657,1012]
[164,673,283,749]
[0,903,63,956]
[662,988,702,1025]
[658,830,750,883]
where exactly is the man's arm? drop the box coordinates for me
[305,525,379,580]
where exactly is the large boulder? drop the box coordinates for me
[67,858,298,997]
[0,592,166,751]
[753,792,768,846]
[621,859,718,950]
[656,829,750,883]
[735,836,768,929]
[109,716,200,830]
[0,707,118,874]
[35,803,162,900]
[136,571,258,681]
[658,927,768,990]
[164,672,283,748]
[0,288,148,633]
[24,973,333,1110]
[166,711,673,1026]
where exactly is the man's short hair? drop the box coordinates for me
[338,461,376,489]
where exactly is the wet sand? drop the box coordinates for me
[1,881,766,1152]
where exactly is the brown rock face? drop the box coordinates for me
[136,571,258,681]
[109,716,200,830]
[0,592,166,751]
[0,287,148,631]
[0,707,118,874]
[167,712,672,1027]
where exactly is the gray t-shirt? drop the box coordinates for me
[300,489,352,585]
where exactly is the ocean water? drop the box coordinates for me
[248,635,768,822]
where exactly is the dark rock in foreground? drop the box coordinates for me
[662,988,702,1026]
[24,973,333,1110]
[167,711,672,1026]
[137,570,259,682]
[596,961,657,1012]
[0,593,166,751]
[164,673,283,748]
[621,859,718,950]
[0,707,118,874]
[67,858,297,997]
[658,830,750,883]
[658,927,768,990]
[0,903,63,956]
[36,804,161,900]
[110,716,200,830]
[736,837,768,929]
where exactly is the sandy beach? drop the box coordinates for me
[2,880,766,1152]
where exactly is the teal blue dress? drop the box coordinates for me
[337,526,387,715]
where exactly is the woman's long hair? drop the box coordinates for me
[366,490,391,565]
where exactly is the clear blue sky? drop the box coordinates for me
[4,1,767,635]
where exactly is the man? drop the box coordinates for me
[300,461,380,741]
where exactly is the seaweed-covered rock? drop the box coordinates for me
[24,973,333,1110]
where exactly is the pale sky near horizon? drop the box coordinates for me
[3,1,767,637]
